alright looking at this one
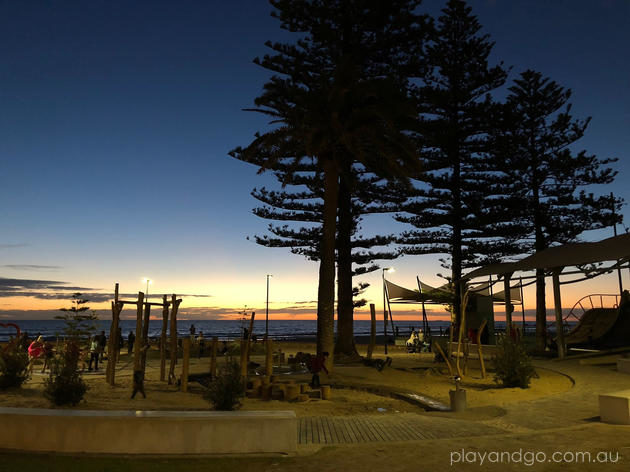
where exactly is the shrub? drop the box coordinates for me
[43,342,88,406]
[492,335,537,388]
[0,344,30,389]
[204,359,245,411]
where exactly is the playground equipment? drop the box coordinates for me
[563,298,630,349]
[105,283,182,396]
[464,232,630,358]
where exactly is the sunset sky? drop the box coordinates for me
[1,0,629,322]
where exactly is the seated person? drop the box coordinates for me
[406,330,419,350]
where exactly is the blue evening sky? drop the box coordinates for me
[1,0,628,318]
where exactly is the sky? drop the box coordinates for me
[1,0,629,321]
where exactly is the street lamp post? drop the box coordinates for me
[266,274,273,339]
[142,278,152,303]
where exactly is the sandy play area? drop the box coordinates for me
[0,341,573,416]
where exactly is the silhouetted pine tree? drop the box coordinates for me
[251,161,407,357]
[396,0,510,325]
[493,69,622,351]
[230,0,427,364]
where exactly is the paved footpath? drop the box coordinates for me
[299,359,630,446]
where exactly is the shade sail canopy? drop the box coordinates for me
[385,279,521,304]
[463,233,630,280]
[470,281,522,303]
[385,279,452,304]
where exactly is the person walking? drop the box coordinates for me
[308,352,329,388]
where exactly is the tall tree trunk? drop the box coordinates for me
[451,137,463,328]
[317,158,339,372]
[535,269,547,351]
[532,158,547,351]
[334,172,358,359]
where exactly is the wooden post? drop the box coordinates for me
[106,301,115,384]
[383,307,388,355]
[106,283,121,386]
[168,294,180,384]
[133,292,144,371]
[141,303,151,371]
[432,340,454,376]
[132,292,145,396]
[210,337,218,378]
[246,311,255,362]
[552,269,566,358]
[265,338,273,380]
[477,319,487,379]
[160,295,169,382]
[455,290,468,378]
[182,337,190,392]
[240,339,248,380]
[368,304,376,359]
[504,273,513,336]
[107,301,122,385]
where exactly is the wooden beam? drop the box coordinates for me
[246,311,255,362]
[210,337,218,378]
[141,303,151,371]
[367,303,376,359]
[168,294,180,384]
[240,339,248,380]
[504,273,513,335]
[160,295,169,382]
[265,338,273,380]
[132,292,145,397]
[117,300,180,307]
[181,337,190,393]
[477,319,488,379]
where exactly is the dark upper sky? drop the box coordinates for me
[1,0,629,314]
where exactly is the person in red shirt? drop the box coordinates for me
[309,352,329,388]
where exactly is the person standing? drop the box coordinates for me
[97,330,107,362]
[128,331,135,355]
[117,327,124,357]
[88,336,99,371]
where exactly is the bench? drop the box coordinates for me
[0,408,297,454]
[599,390,630,425]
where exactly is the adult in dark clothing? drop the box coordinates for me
[128,331,135,355]
[309,352,329,388]
[118,327,124,356]
[97,331,107,361]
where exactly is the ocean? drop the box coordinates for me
[0,318,537,343]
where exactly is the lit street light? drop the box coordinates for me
[142,278,152,303]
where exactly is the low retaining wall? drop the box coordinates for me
[0,408,297,455]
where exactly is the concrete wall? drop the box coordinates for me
[0,408,297,454]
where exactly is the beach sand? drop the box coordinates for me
[0,341,572,417]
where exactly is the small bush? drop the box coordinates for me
[204,359,245,411]
[492,335,537,388]
[0,344,30,389]
[43,342,88,406]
